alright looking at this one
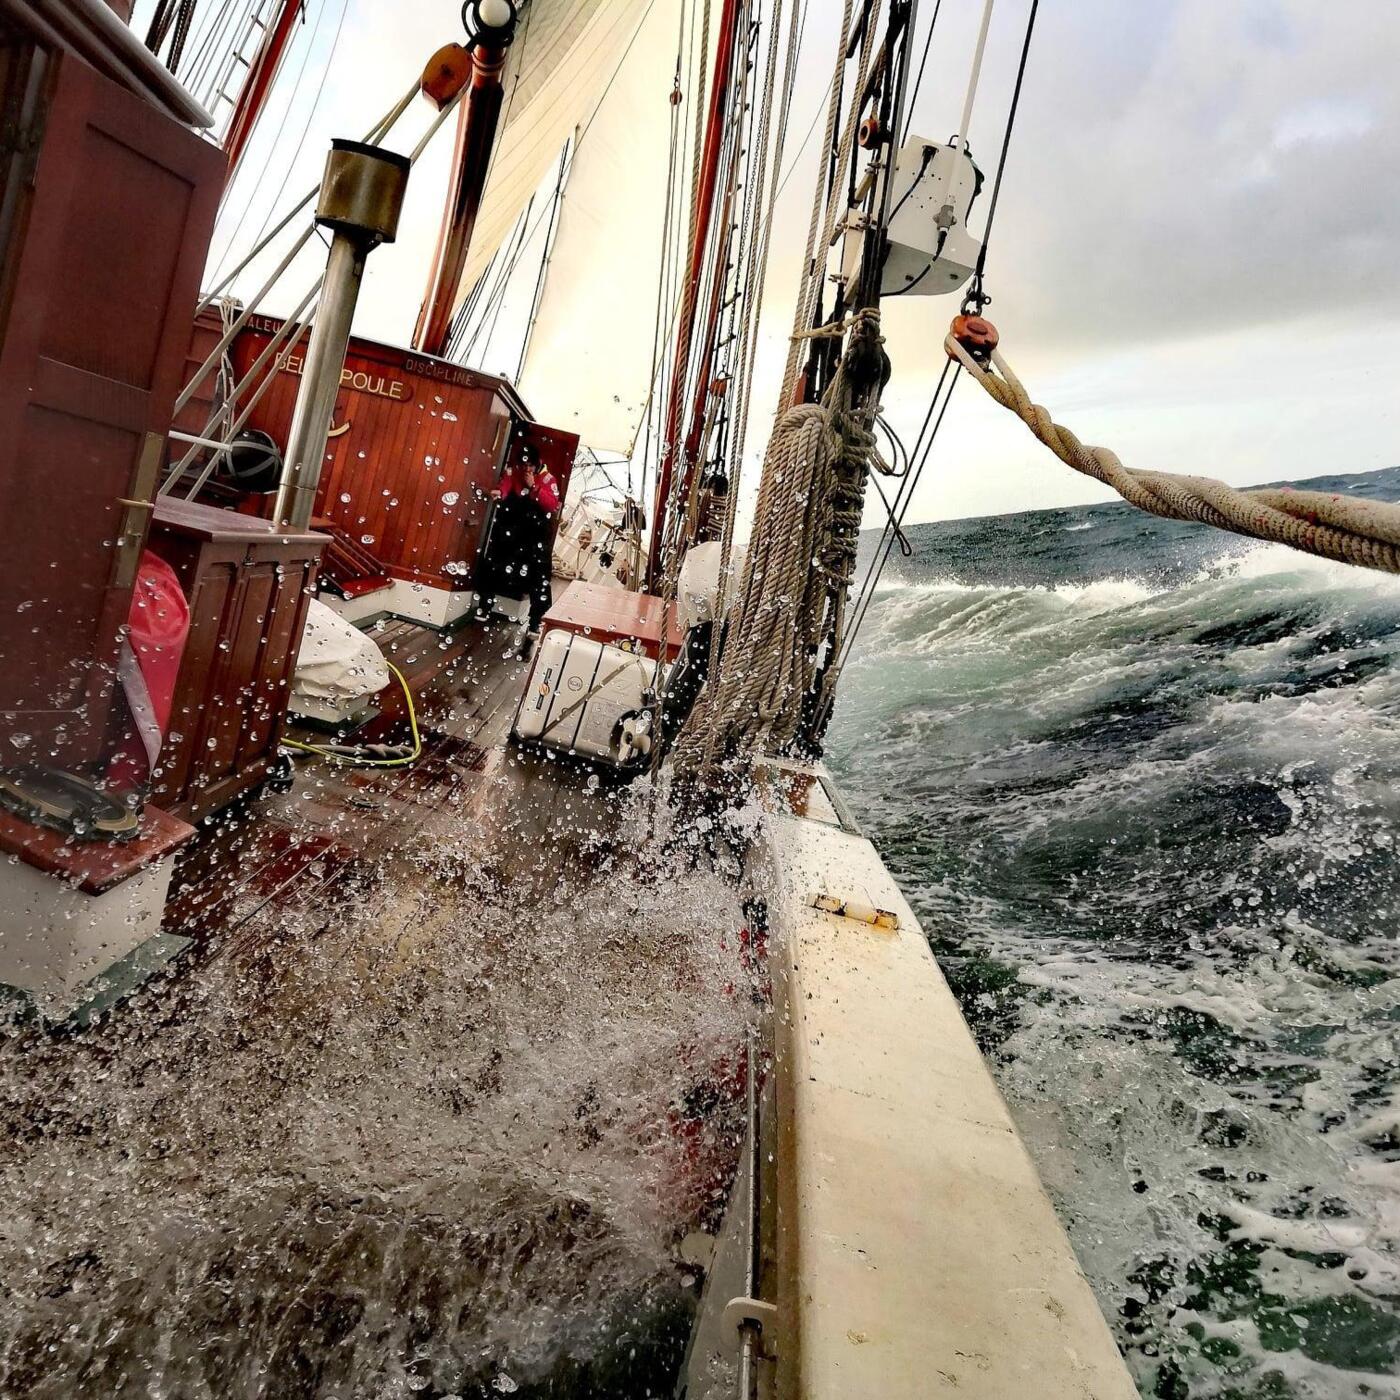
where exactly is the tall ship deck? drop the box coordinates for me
[2,2,1395,1398]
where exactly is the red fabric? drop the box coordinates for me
[499,466,561,513]
[106,549,191,792]
[128,550,190,733]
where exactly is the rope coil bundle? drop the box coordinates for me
[674,310,884,776]
[947,329,1400,574]
[671,0,892,783]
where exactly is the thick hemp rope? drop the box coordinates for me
[946,333,1400,574]
[672,2,879,783]
[675,311,883,777]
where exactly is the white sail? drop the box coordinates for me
[458,0,652,304]
[516,0,694,454]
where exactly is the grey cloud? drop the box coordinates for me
[941,0,1400,354]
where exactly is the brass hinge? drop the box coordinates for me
[110,433,165,591]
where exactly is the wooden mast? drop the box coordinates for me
[412,0,519,359]
[679,174,739,479]
[646,0,744,587]
[222,0,303,178]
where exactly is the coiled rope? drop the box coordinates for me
[674,309,883,774]
[946,331,1400,573]
[672,1,893,781]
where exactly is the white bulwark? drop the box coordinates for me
[754,774,1137,1398]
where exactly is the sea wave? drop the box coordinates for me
[829,469,1400,1397]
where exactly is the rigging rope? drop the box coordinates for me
[948,329,1400,573]
[658,0,756,593]
[837,360,959,672]
[186,0,254,109]
[516,138,571,381]
[222,0,348,274]
[715,0,802,618]
[197,77,421,315]
[778,6,879,408]
[674,308,884,775]
[457,195,534,364]
[965,0,1039,311]
[834,0,1032,667]
[647,0,759,768]
[638,11,689,503]
[169,0,200,74]
[673,0,900,783]
[652,0,716,573]
[899,0,944,143]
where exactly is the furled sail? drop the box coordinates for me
[516,0,695,454]
[456,0,652,305]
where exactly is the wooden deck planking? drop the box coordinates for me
[162,616,553,957]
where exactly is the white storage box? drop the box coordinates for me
[513,628,658,765]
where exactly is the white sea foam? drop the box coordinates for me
[832,511,1400,1395]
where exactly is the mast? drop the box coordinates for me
[680,169,739,477]
[413,0,520,359]
[646,0,744,587]
[222,0,303,178]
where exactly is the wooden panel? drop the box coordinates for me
[542,580,684,660]
[39,122,195,386]
[247,548,317,762]
[0,34,49,348]
[158,556,236,805]
[148,500,324,823]
[220,323,578,595]
[0,800,193,896]
[0,51,225,767]
[227,326,502,591]
[2,405,138,712]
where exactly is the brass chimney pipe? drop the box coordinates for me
[274,140,410,531]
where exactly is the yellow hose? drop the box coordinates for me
[283,660,423,769]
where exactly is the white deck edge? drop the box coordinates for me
[0,853,176,1014]
[322,579,483,631]
[754,779,1138,1399]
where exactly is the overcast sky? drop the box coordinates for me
[146,0,1400,524]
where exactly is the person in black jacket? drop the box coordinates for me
[472,450,561,642]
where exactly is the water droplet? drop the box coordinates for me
[361,535,376,545]
[441,492,460,506]
[340,492,352,503]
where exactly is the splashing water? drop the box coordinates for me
[0,784,749,1399]
[827,467,1400,1399]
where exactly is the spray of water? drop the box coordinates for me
[0,783,750,1399]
